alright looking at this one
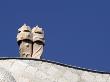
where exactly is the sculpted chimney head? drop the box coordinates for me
[18,24,31,33]
[17,24,32,42]
[32,25,45,44]
[32,25,44,34]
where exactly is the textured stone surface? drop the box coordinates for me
[17,24,32,57]
[0,67,16,82]
[17,24,45,59]
[0,58,109,82]
[32,26,45,59]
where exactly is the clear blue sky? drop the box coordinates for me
[0,0,110,72]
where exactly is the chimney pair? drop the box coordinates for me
[16,24,45,59]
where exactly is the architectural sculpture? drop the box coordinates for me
[16,24,44,59]
[16,24,32,58]
[32,26,45,59]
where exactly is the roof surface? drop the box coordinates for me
[0,58,110,82]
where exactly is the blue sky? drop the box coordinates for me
[0,0,110,71]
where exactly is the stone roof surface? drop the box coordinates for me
[0,58,110,82]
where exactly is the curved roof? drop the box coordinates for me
[0,58,110,82]
[0,57,109,74]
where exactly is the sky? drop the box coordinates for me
[0,0,110,72]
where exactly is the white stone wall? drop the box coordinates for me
[0,59,109,82]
